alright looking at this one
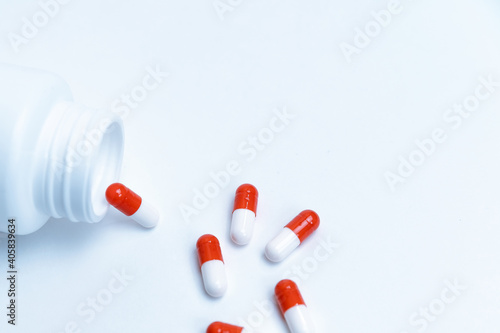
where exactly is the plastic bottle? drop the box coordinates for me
[0,63,124,235]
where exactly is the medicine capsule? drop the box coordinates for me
[275,279,315,333]
[206,321,250,333]
[197,234,227,298]
[265,210,320,262]
[231,184,259,245]
[105,183,159,228]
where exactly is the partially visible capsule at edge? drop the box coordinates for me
[197,234,227,298]
[206,321,259,333]
[231,184,259,245]
[275,279,315,333]
[265,210,320,262]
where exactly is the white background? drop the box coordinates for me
[1,0,500,332]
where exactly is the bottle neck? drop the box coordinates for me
[37,101,124,223]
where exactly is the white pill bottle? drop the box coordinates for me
[0,64,124,234]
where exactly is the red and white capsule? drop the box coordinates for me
[197,234,227,297]
[206,321,254,333]
[231,184,259,245]
[105,183,159,228]
[275,279,315,333]
[265,210,320,262]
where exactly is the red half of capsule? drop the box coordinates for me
[275,279,306,314]
[285,210,320,243]
[207,321,243,333]
[105,183,142,216]
[233,184,258,214]
[197,234,224,266]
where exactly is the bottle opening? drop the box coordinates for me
[40,102,125,224]
[89,120,124,219]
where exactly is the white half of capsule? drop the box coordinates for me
[130,200,159,228]
[231,208,256,245]
[265,227,301,262]
[200,259,227,298]
[284,304,315,333]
